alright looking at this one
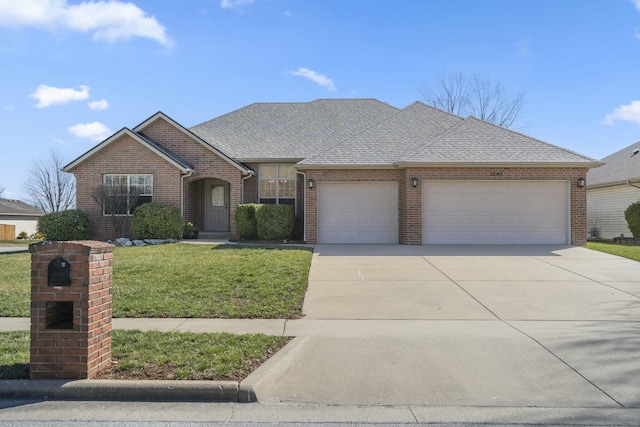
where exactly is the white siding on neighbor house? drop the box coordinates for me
[0,216,39,237]
[587,185,640,239]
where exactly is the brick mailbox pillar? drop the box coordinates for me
[30,241,115,380]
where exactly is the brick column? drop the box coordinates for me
[30,241,114,380]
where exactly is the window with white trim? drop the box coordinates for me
[259,164,295,206]
[103,174,153,215]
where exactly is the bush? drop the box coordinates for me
[131,203,183,239]
[37,209,90,241]
[16,231,29,240]
[624,201,640,237]
[236,204,259,239]
[255,204,295,241]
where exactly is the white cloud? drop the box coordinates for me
[88,99,109,111]
[220,0,256,9]
[603,100,640,125]
[633,0,640,11]
[289,67,336,92]
[29,84,90,108]
[68,121,111,141]
[0,0,172,47]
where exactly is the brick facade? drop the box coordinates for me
[304,167,588,246]
[73,118,248,240]
[30,241,114,379]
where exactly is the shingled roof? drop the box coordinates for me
[296,100,600,167]
[587,140,640,187]
[0,198,44,216]
[189,99,399,160]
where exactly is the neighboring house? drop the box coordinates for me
[63,99,601,245]
[0,198,45,238]
[586,141,640,239]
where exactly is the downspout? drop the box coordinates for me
[241,174,253,204]
[296,170,307,243]
[180,169,194,218]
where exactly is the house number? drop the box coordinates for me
[490,171,504,176]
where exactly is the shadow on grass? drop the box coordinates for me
[213,243,313,252]
[0,363,28,380]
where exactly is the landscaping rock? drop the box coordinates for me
[132,240,147,247]
[114,238,132,247]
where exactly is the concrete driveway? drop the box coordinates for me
[245,245,640,408]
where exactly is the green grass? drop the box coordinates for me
[0,330,288,380]
[0,252,31,317]
[587,241,640,262]
[0,243,312,318]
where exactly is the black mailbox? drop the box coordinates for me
[48,258,71,287]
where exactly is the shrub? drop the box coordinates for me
[37,209,90,241]
[131,203,183,239]
[255,204,295,241]
[624,201,640,237]
[236,204,259,239]
[16,231,29,240]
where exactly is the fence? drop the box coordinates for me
[0,224,16,240]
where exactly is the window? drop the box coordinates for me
[259,164,296,206]
[103,174,153,215]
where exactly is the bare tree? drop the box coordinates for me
[421,72,525,128]
[23,151,75,213]
[91,183,142,238]
[0,185,5,197]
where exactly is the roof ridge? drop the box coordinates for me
[399,114,469,161]
[299,101,406,164]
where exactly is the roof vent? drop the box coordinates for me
[631,148,639,157]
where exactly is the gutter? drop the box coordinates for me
[628,181,640,190]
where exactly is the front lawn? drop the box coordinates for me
[0,330,288,380]
[587,241,640,262]
[0,243,312,318]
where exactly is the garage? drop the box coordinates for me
[423,181,569,244]
[318,182,398,244]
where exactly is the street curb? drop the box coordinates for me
[0,379,249,402]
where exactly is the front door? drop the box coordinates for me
[204,180,229,231]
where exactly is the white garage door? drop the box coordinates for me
[423,181,569,244]
[318,182,398,244]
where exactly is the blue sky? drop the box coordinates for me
[1,0,640,202]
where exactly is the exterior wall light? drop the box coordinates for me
[308,179,315,189]
[412,177,419,188]
[577,177,585,188]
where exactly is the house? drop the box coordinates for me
[0,198,45,238]
[63,99,601,245]
[586,141,640,239]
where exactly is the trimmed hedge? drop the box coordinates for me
[255,204,295,241]
[131,203,183,239]
[236,204,259,239]
[625,201,640,238]
[37,209,90,241]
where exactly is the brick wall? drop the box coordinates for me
[30,241,114,380]
[304,167,588,245]
[73,117,249,240]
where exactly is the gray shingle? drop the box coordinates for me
[587,140,640,186]
[402,117,599,164]
[0,198,44,216]
[300,102,462,165]
[189,99,399,160]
